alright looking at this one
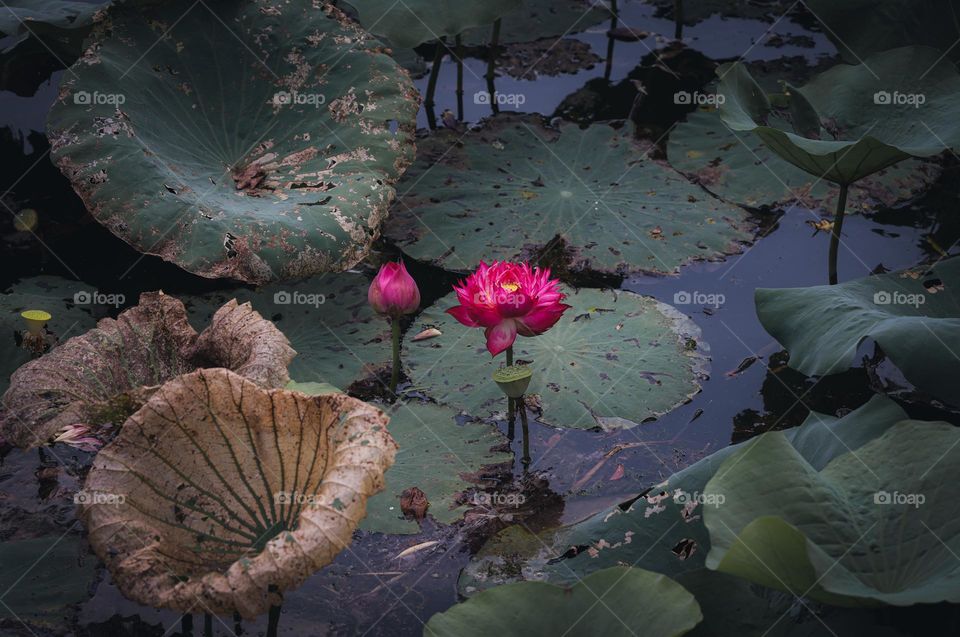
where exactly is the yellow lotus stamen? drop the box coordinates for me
[500,281,519,293]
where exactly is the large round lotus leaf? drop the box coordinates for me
[803,0,960,66]
[0,1,106,40]
[0,275,97,396]
[362,401,511,534]
[704,419,960,606]
[458,395,908,593]
[342,0,515,48]
[80,368,396,618]
[718,47,960,185]
[460,0,611,46]
[384,117,754,276]
[47,0,418,285]
[185,273,390,390]
[668,109,940,211]
[1,292,294,448]
[404,287,709,429]
[0,535,97,627]
[427,566,702,637]
[756,257,960,406]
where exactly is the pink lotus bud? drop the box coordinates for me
[368,260,421,318]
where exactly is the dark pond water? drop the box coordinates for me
[1,1,959,635]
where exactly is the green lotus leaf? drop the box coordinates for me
[185,273,390,391]
[668,109,940,210]
[0,535,97,627]
[0,0,106,49]
[47,0,418,284]
[458,395,908,593]
[80,368,396,618]
[404,287,709,429]
[460,0,611,46]
[704,419,960,605]
[1,292,295,448]
[384,116,754,276]
[803,0,960,66]
[718,46,960,185]
[362,401,511,533]
[755,257,960,405]
[343,0,516,48]
[0,275,97,396]
[427,566,703,637]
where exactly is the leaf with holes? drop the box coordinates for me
[384,116,754,276]
[79,368,396,618]
[404,287,709,429]
[47,0,418,284]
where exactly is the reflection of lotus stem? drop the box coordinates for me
[604,0,618,81]
[425,38,446,129]
[182,614,193,636]
[674,0,683,39]
[267,586,282,637]
[455,35,465,121]
[233,612,243,635]
[828,183,849,285]
[390,317,401,394]
[204,613,213,637]
[485,19,501,115]
[519,397,530,471]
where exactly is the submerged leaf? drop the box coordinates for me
[47,0,418,283]
[80,368,396,618]
[1,292,295,448]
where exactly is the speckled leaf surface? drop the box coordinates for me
[756,257,960,406]
[668,109,939,211]
[384,117,754,276]
[458,396,907,594]
[428,567,702,637]
[1,292,294,448]
[184,273,390,391]
[80,368,396,618]
[0,275,97,396]
[47,0,418,284]
[718,47,960,185]
[404,287,709,429]
[705,420,960,605]
[343,0,516,48]
[362,401,511,534]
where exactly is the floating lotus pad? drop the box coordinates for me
[385,117,754,276]
[343,0,515,48]
[458,396,909,593]
[0,0,106,51]
[404,287,709,429]
[1,292,294,448]
[705,419,960,605]
[428,566,702,637]
[717,47,960,186]
[756,257,960,406]
[185,273,390,391]
[47,0,418,284]
[80,368,396,618]
[0,275,97,396]
[668,109,940,211]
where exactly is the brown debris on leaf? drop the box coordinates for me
[0,292,295,448]
[400,486,430,521]
[80,368,396,618]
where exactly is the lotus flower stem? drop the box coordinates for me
[673,0,683,39]
[604,0,618,81]
[455,34,465,121]
[182,614,193,636]
[519,398,531,470]
[828,183,849,285]
[267,603,282,637]
[485,19,501,115]
[425,38,446,129]
[390,317,401,394]
[204,613,213,637]
[233,611,243,635]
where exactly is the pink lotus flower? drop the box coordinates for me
[447,261,570,356]
[368,260,421,318]
[54,424,101,453]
